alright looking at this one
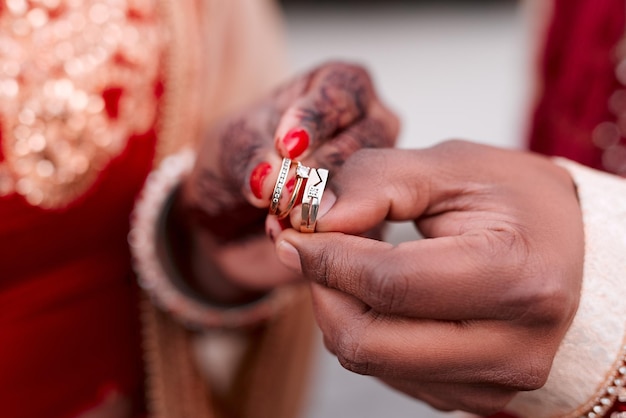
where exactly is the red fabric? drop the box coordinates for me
[1,0,624,417]
[528,0,625,169]
[0,131,156,417]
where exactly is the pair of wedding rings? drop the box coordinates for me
[268,157,329,233]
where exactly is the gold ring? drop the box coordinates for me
[277,163,310,219]
[300,167,329,233]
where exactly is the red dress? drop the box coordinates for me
[530,0,626,174]
[0,1,165,416]
[0,136,156,417]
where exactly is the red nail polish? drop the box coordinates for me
[282,128,310,159]
[249,162,272,200]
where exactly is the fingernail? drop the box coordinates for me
[282,128,310,159]
[249,162,272,199]
[265,216,282,243]
[317,190,337,219]
[277,240,302,273]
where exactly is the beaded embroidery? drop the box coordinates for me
[0,0,166,207]
[578,345,626,418]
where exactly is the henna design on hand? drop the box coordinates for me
[301,64,373,140]
[320,118,396,169]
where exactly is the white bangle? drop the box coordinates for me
[128,149,295,329]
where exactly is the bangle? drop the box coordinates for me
[129,149,295,329]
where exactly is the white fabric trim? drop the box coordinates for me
[129,148,295,329]
[507,159,626,417]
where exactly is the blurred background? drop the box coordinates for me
[281,1,531,417]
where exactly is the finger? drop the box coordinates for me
[309,284,551,391]
[184,147,301,244]
[187,115,282,213]
[212,233,304,289]
[290,143,545,236]
[240,150,304,215]
[280,118,399,231]
[304,116,398,172]
[191,63,398,214]
[290,148,433,236]
[284,148,401,235]
[243,152,283,206]
[274,62,395,158]
[278,225,535,321]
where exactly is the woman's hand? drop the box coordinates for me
[170,62,399,304]
[274,141,584,414]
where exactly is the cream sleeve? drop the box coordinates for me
[506,159,626,418]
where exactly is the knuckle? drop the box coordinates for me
[319,119,396,169]
[315,61,372,95]
[355,118,397,149]
[429,139,494,165]
[317,61,373,104]
[460,227,525,279]
[321,61,372,82]
[303,242,355,289]
[477,353,551,393]
[475,226,578,327]
[498,358,551,392]
[495,370,540,393]
[506,264,579,327]
[431,139,472,155]
[334,327,373,376]
[482,227,524,261]
[521,281,577,326]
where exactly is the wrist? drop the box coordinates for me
[130,149,295,329]
[161,185,269,307]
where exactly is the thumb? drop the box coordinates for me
[274,227,394,288]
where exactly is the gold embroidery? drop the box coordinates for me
[0,0,166,208]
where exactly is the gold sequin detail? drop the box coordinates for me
[0,0,166,208]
